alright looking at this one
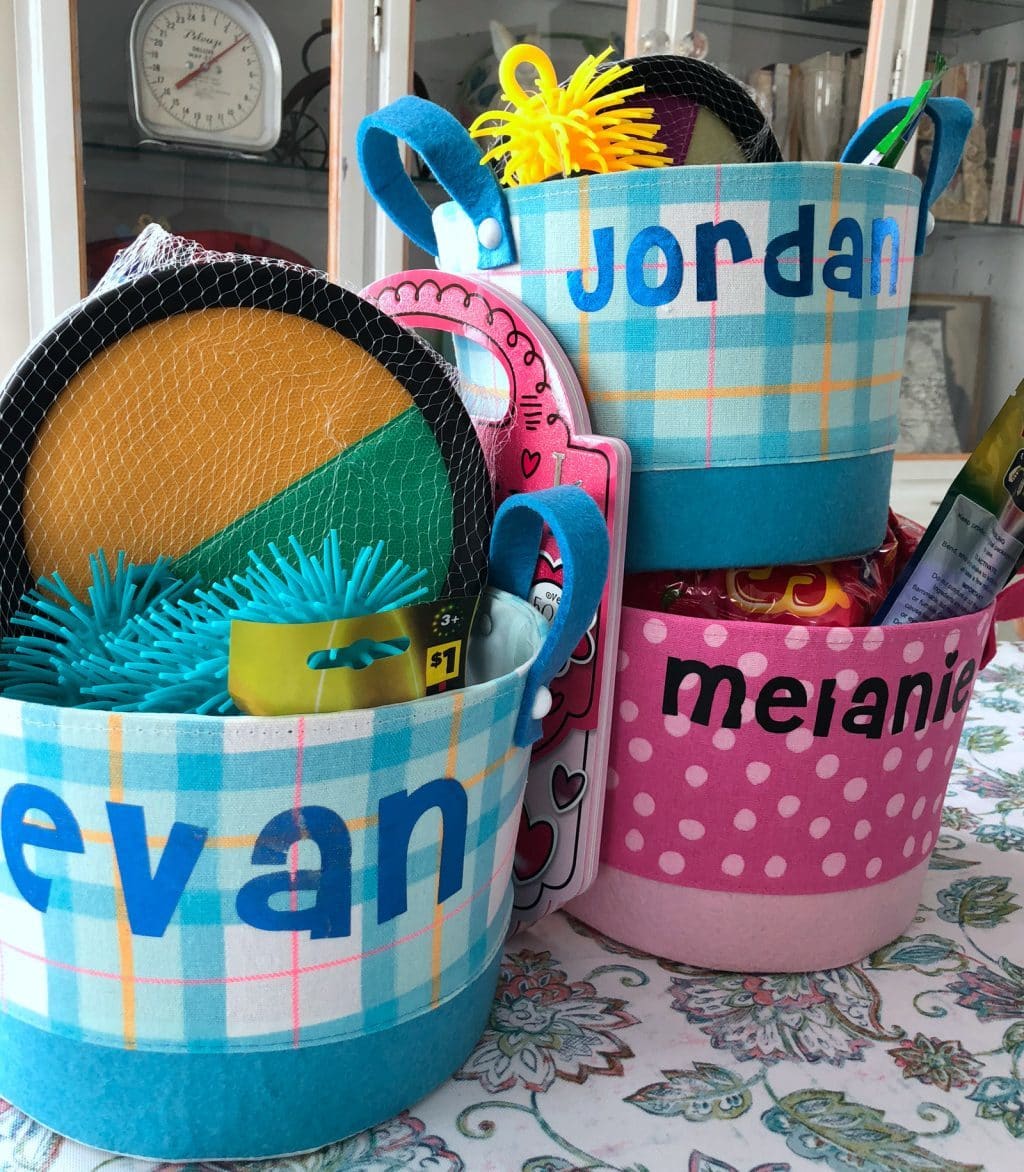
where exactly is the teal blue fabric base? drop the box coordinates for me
[626,452,893,571]
[0,947,502,1162]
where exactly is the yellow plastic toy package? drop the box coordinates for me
[228,596,479,715]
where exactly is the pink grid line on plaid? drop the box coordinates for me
[0,837,517,988]
[704,165,723,468]
[889,203,915,379]
[897,201,913,300]
[290,716,305,1048]
[508,255,916,279]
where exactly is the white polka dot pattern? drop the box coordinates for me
[603,605,992,897]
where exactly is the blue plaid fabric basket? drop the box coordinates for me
[0,489,610,1162]
[0,669,526,1054]
[359,96,972,571]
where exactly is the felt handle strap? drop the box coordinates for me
[489,487,609,747]
[840,96,973,255]
[974,576,1024,670]
[995,575,1024,623]
[357,96,516,270]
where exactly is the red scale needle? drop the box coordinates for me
[175,32,250,90]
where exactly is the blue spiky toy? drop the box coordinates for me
[0,535,429,715]
[0,552,198,707]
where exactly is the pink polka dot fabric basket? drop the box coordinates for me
[571,587,1023,972]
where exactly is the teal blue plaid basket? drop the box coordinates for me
[359,95,972,571]
[0,487,610,1162]
[0,591,535,1160]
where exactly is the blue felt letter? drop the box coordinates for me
[695,219,753,302]
[106,802,207,937]
[870,216,900,295]
[823,217,864,299]
[764,204,815,297]
[1,784,84,912]
[626,225,683,307]
[377,777,468,924]
[567,226,615,312]
[236,806,352,939]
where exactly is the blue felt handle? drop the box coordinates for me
[840,96,973,254]
[488,487,609,747]
[357,96,517,270]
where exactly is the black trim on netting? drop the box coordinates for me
[601,55,783,164]
[0,261,493,633]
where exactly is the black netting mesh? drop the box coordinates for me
[0,226,495,652]
[600,55,782,165]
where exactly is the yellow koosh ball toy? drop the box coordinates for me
[469,44,671,187]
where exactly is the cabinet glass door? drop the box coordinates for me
[403,1,634,374]
[686,0,880,161]
[908,1,1024,454]
[76,1,335,288]
[409,0,633,268]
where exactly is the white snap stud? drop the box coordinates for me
[477,217,504,250]
[531,686,553,720]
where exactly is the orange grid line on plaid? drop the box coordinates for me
[820,168,845,456]
[432,692,465,1008]
[24,744,518,850]
[0,836,518,990]
[108,713,136,1050]
[588,368,903,404]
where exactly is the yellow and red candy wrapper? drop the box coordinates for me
[624,512,925,627]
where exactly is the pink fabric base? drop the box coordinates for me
[568,858,930,972]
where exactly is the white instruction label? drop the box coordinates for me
[883,494,1023,624]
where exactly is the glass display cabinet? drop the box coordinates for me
[9,0,1022,487]
[10,1,644,331]
[9,0,922,311]
[76,1,334,280]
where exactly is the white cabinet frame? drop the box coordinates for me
[9,0,932,318]
[327,0,412,288]
[1,0,31,372]
[11,0,84,339]
[329,0,653,291]
[863,0,934,172]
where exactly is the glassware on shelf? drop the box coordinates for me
[454,28,626,129]
[678,30,708,59]
[799,51,845,161]
[638,27,671,56]
[274,19,332,171]
[638,27,707,59]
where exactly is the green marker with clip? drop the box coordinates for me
[864,54,947,168]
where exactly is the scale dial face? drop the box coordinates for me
[130,0,281,151]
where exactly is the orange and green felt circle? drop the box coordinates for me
[0,261,492,629]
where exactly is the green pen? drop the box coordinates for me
[864,54,947,168]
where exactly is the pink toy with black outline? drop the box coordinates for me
[362,271,630,926]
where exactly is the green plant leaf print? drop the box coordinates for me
[762,1090,981,1171]
[625,1063,753,1121]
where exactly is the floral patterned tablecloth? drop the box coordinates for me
[7,643,1024,1172]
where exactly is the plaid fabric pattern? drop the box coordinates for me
[435,163,920,472]
[0,614,533,1054]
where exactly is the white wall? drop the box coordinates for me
[0,0,31,374]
